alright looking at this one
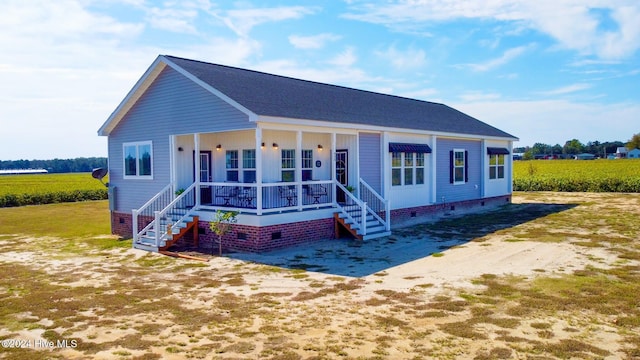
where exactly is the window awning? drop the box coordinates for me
[487,147,510,155]
[389,142,432,153]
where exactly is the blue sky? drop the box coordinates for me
[1,0,639,160]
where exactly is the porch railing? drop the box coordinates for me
[133,183,196,246]
[359,178,391,231]
[336,182,367,235]
[198,180,333,214]
[133,184,173,243]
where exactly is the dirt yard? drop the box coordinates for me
[0,192,639,359]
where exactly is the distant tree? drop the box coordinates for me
[551,144,563,155]
[0,157,107,173]
[627,133,640,150]
[523,150,534,160]
[563,139,584,155]
[532,143,552,155]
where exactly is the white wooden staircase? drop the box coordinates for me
[132,183,199,252]
[334,179,391,241]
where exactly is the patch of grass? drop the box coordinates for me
[0,201,110,239]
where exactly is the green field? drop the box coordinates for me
[0,173,108,207]
[513,159,640,192]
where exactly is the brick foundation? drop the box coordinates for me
[111,195,512,252]
[196,218,335,253]
[390,195,511,228]
[111,211,134,238]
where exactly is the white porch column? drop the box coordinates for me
[382,131,390,199]
[355,132,360,198]
[170,135,177,191]
[331,132,337,204]
[296,130,303,211]
[481,139,487,198]
[508,141,514,194]
[431,135,437,204]
[255,127,263,215]
[194,133,201,207]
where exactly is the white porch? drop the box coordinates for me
[171,127,358,215]
[131,126,391,251]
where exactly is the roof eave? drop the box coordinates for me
[256,115,519,141]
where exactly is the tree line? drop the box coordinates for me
[514,133,640,159]
[0,157,107,173]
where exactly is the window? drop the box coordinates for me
[489,154,505,179]
[243,149,256,183]
[123,141,152,178]
[281,149,295,182]
[226,150,238,182]
[451,149,467,184]
[416,153,425,185]
[301,149,313,181]
[391,152,401,186]
[392,152,425,186]
[404,153,414,185]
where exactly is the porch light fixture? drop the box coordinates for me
[317,144,323,150]
[261,142,265,149]
[216,144,222,151]
[272,143,278,149]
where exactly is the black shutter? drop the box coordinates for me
[464,151,469,183]
[449,150,454,184]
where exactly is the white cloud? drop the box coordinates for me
[375,45,427,70]
[328,47,358,67]
[344,0,640,61]
[289,33,341,49]
[538,83,592,96]
[216,6,318,38]
[146,5,199,34]
[459,92,502,102]
[457,45,530,72]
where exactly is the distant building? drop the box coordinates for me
[616,147,628,159]
[0,169,48,175]
[628,148,640,159]
[575,153,595,160]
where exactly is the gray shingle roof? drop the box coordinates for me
[165,55,516,139]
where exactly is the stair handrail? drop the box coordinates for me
[358,178,390,231]
[335,181,367,235]
[154,182,198,247]
[133,183,173,243]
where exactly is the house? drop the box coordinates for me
[98,55,518,253]
[628,148,640,159]
[616,147,628,159]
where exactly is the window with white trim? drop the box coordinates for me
[489,154,505,179]
[416,153,425,185]
[226,150,238,182]
[123,141,152,179]
[243,149,256,183]
[392,152,425,186]
[301,149,313,181]
[391,152,401,186]
[453,149,465,184]
[281,149,295,182]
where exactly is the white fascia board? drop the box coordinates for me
[161,56,258,122]
[257,115,519,141]
[98,56,167,136]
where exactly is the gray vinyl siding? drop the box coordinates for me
[108,66,253,212]
[436,138,482,203]
[358,132,381,193]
